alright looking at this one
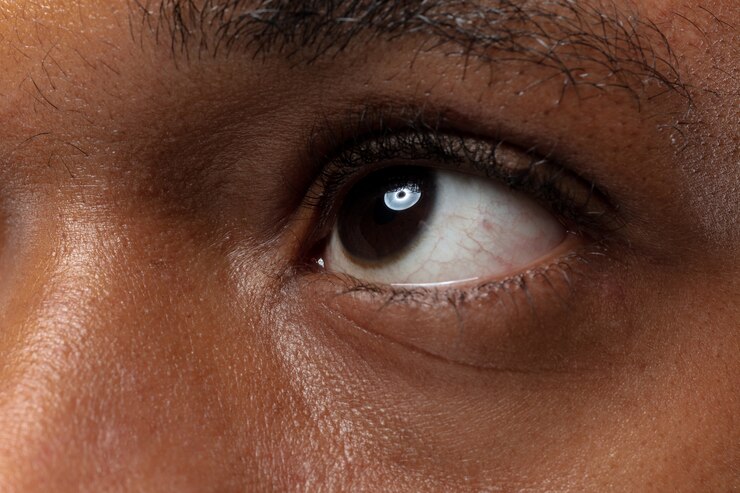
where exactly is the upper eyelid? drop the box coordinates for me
[306,127,621,247]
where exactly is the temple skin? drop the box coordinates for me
[0,0,738,491]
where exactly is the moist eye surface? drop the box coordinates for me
[324,163,569,287]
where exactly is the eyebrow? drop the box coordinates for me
[140,0,689,102]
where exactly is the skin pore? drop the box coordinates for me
[0,0,738,491]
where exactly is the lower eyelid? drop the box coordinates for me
[336,231,586,300]
[293,241,612,371]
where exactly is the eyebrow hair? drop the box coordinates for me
[137,0,689,102]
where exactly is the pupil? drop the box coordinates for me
[338,167,436,262]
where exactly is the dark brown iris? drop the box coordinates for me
[337,166,436,262]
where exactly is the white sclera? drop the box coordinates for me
[325,170,567,286]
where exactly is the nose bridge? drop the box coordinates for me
[0,208,112,385]
[0,212,131,490]
[0,207,120,368]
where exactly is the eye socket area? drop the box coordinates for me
[319,164,572,287]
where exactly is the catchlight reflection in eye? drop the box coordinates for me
[322,166,568,286]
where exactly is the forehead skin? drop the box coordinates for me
[0,0,738,492]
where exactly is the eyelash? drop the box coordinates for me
[296,109,622,303]
[308,121,619,233]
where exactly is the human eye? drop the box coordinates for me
[322,164,569,287]
[291,109,621,369]
[304,120,615,290]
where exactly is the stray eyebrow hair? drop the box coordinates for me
[137,0,689,102]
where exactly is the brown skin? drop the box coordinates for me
[0,0,738,491]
